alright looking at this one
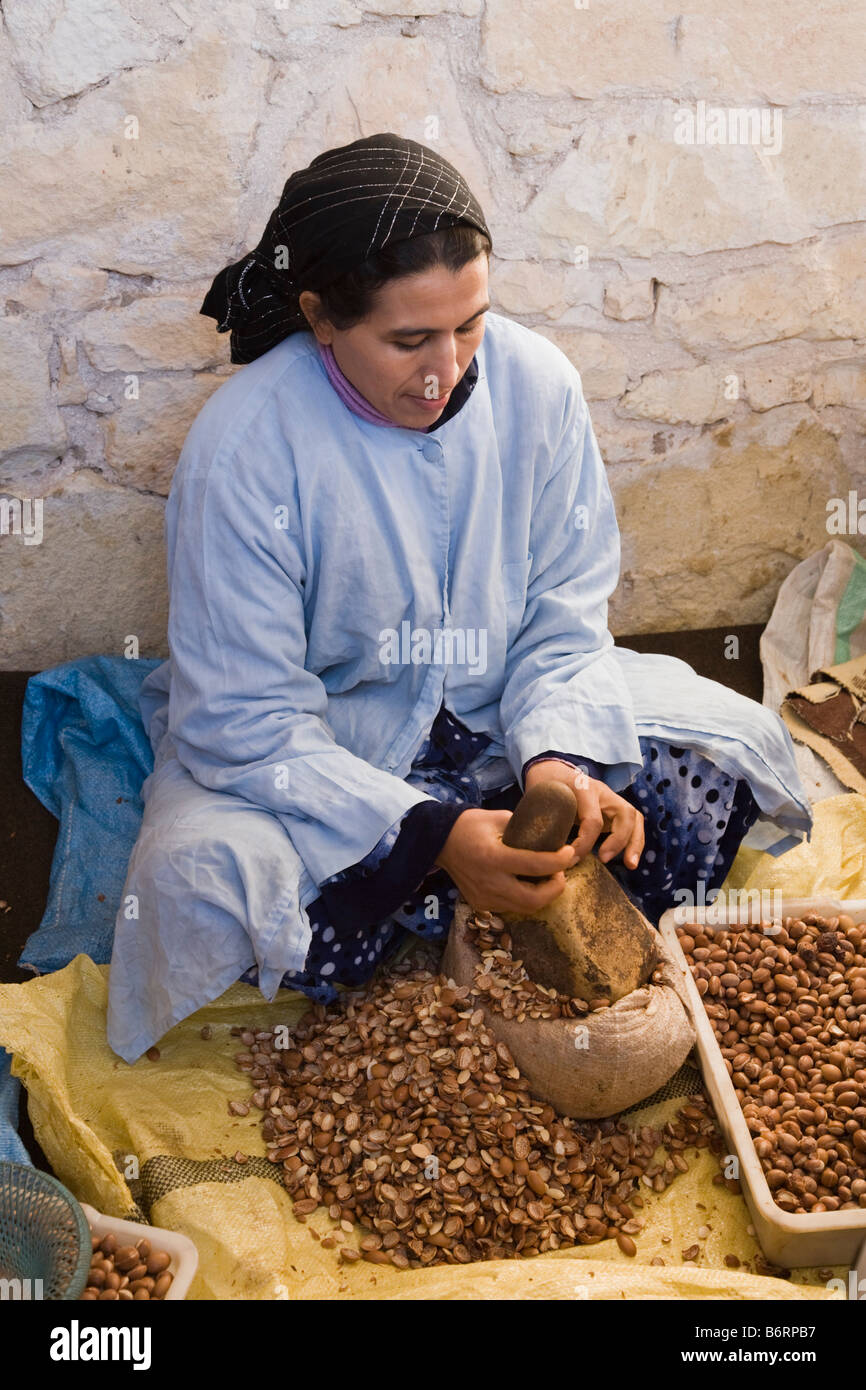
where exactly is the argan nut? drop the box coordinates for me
[684,911,866,1218]
[129,1278,155,1294]
[229,959,716,1271]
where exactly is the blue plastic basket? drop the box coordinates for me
[0,1162,92,1300]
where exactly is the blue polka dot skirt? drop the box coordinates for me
[240,732,761,1005]
[603,739,761,925]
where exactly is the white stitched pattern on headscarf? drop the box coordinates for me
[377,146,430,250]
[365,145,416,256]
[201,135,490,363]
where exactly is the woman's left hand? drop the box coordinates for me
[523,759,645,871]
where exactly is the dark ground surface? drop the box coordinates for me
[0,626,764,1164]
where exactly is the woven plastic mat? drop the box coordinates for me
[0,955,844,1300]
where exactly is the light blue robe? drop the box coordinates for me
[107,310,812,1060]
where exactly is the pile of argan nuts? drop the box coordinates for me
[466,910,665,1020]
[229,953,720,1270]
[80,1230,174,1300]
[676,912,866,1216]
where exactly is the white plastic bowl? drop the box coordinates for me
[80,1204,198,1301]
[659,896,866,1269]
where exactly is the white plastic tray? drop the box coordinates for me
[80,1204,198,1301]
[659,896,866,1269]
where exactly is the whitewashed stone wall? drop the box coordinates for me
[1,0,864,665]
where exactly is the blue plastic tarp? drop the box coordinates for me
[19,655,160,973]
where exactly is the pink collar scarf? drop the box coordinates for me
[315,340,404,429]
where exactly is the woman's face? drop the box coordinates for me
[300,254,490,429]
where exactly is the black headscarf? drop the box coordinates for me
[200,132,491,365]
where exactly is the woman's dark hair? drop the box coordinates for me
[311,223,491,330]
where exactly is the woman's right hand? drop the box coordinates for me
[434,807,574,915]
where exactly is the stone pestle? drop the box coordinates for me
[499,781,658,1002]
